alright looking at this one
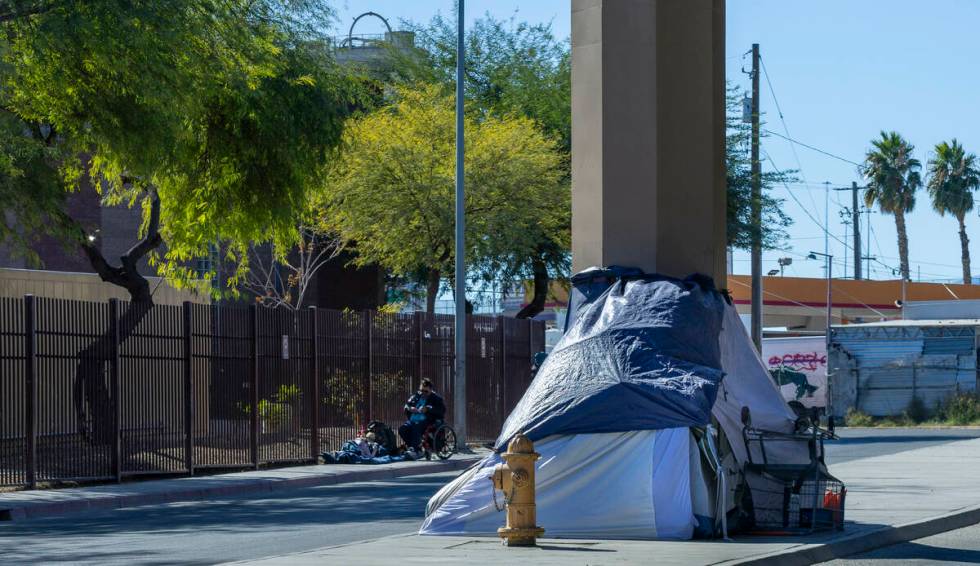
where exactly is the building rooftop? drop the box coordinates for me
[834,318,980,328]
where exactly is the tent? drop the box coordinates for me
[421,267,816,540]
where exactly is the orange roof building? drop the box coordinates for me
[728,275,980,330]
[522,275,980,331]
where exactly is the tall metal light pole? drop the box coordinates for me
[453,0,467,447]
[809,250,833,413]
[749,43,762,352]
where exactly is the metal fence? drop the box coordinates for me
[831,324,978,417]
[0,295,544,488]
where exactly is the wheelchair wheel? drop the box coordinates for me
[433,424,457,460]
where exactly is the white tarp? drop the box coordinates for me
[420,429,701,540]
[422,304,811,541]
[713,306,803,466]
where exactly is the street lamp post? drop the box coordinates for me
[453,0,467,448]
[809,251,833,416]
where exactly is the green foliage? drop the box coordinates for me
[844,393,980,427]
[320,369,411,427]
[0,112,68,265]
[274,383,302,406]
[239,399,291,426]
[390,13,570,153]
[927,139,979,219]
[726,83,794,250]
[936,392,980,425]
[239,384,302,427]
[862,131,920,279]
[0,1,361,290]
[386,13,570,294]
[863,131,921,215]
[320,84,567,294]
[844,408,875,427]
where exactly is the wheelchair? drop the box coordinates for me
[420,420,458,460]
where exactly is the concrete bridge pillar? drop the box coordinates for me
[571,0,727,286]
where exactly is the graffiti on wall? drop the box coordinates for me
[763,338,827,408]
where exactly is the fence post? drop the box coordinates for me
[416,312,424,382]
[499,317,507,426]
[183,302,194,476]
[250,305,260,469]
[528,319,534,361]
[108,298,122,483]
[365,310,373,428]
[24,295,37,490]
[309,306,319,460]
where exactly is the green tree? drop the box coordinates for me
[862,131,921,281]
[391,13,570,152]
[0,1,358,301]
[320,84,567,314]
[927,139,980,284]
[725,84,793,251]
[0,112,65,266]
[0,1,358,443]
[387,13,570,317]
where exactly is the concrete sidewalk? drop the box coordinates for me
[0,452,484,522]
[231,437,980,566]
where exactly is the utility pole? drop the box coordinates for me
[852,182,862,280]
[823,181,831,265]
[866,208,874,279]
[750,43,762,352]
[834,181,865,280]
[453,0,467,447]
[839,209,850,279]
[809,251,833,416]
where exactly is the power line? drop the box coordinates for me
[758,56,823,220]
[764,151,853,252]
[762,153,953,280]
[762,129,863,168]
[729,277,842,320]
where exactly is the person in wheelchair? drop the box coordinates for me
[399,378,446,453]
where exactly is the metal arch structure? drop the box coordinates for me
[343,12,393,48]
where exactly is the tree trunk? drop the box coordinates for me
[516,257,549,319]
[426,269,440,314]
[894,209,911,281]
[73,299,154,444]
[959,213,972,285]
[69,189,163,445]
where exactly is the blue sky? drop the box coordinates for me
[333,1,980,282]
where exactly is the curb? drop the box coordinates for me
[724,503,980,565]
[0,457,478,522]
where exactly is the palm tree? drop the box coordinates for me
[862,131,921,281]
[927,139,980,284]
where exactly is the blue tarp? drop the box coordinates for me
[494,267,728,450]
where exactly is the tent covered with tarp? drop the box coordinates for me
[421,267,821,540]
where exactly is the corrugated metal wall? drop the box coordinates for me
[832,325,977,416]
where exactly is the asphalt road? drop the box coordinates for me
[0,472,462,566]
[821,521,980,565]
[826,427,980,465]
[3,428,980,566]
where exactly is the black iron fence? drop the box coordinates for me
[0,295,544,488]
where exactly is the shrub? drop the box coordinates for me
[844,408,874,427]
[940,392,980,425]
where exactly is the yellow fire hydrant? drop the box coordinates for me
[490,432,545,546]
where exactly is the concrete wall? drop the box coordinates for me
[571,0,727,284]
[0,268,208,305]
[830,324,979,418]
